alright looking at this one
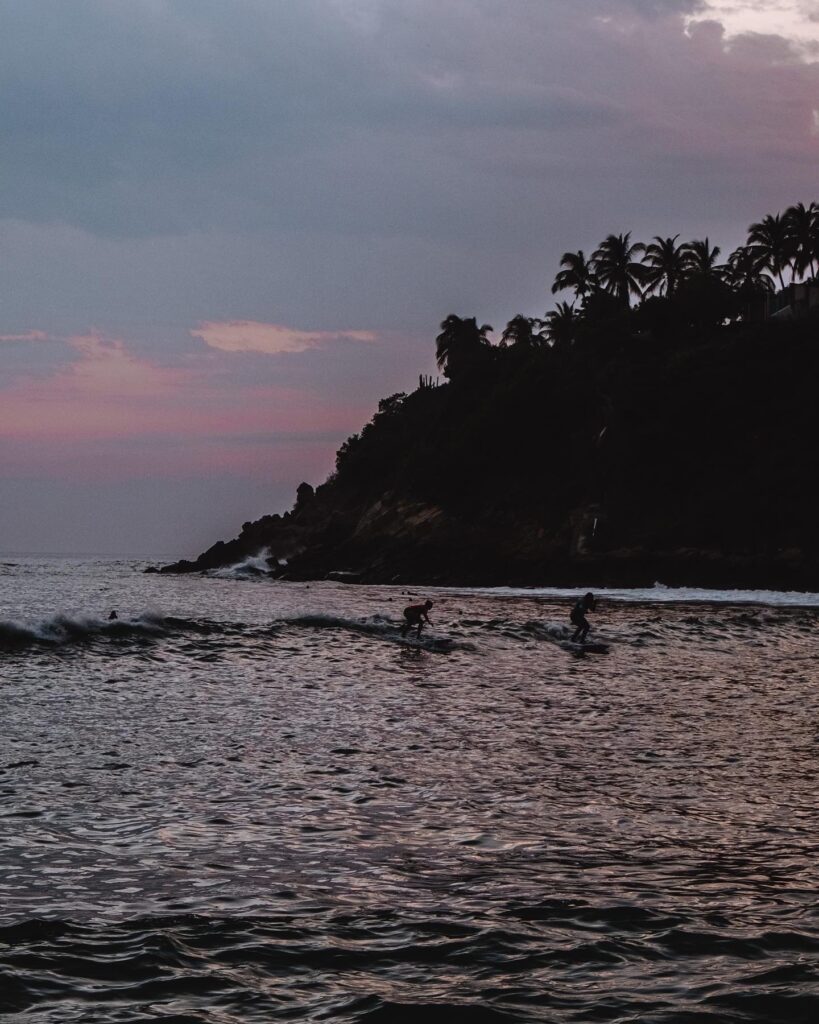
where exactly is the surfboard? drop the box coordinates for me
[558,640,609,654]
[398,633,455,652]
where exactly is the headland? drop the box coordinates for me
[156,315,819,590]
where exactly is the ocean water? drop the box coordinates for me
[1,555,818,1023]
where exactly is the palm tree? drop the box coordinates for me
[500,314,543,349]
[684,237,724,279]
[591,232,646,306]
[435,315,493,380]
[747,212,792,290]
[551,250,597,301]
[726,246,774,292]
[784,201,818,281]
[642,235,691,296]
[725,245,775,321]
[542,302,579,347]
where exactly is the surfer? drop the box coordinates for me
[401,599,434,638]
[570,592,596,643]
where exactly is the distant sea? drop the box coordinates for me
[2,554,818,1022]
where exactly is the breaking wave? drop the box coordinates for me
[207,549,274,579]
[0,610,468,655]
[0,613,218,652]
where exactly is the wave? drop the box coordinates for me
[207,549,274,579]
[6,604,791,658]
[0,609,466,655]
[277,613,467,651]
[451,583,819,608]
[0,613,219,652]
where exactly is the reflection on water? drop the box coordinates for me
[1,558,818,1021]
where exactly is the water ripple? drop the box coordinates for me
[1,561,818,1020]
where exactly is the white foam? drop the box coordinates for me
[443,583,819,608]
[209,549,273,579]
[0,612,169,649]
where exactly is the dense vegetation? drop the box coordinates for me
[407,200,816,369]
[539,200,819,346]
[164,202,819,587]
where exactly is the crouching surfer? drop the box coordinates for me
[401,599,434,638]
[570,592,596,644]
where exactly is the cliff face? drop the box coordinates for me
[159,319,819,589]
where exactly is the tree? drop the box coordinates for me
[500,314,543,349]
[335,433,361,473]
[542,302,579,347]
[725,245,775,322]
[784,201,818,282]
[747,212,792,290]
[642,235,691,296]
[726,246,774,294]
[435,315,493,380]
[591,232,646,306]
[684,237,724,280]
[551,250,597,301]
[673,240,734,327]
[377,392,407,417]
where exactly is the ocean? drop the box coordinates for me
[1,555,818,1022]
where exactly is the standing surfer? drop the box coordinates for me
[401,599,434,638]
[570,592,596,643]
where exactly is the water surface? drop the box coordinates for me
[1,557,817,1021]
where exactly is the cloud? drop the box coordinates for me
[64,333,187,396]
[191,321,378,355]
[593,0,703,18]
[1,0,815,257]
[687,1,819,55]
[0,332,193,439]
[3,0,819,553]
[0,1,719,240]
[0,330,49,342]
[0,329,374,454]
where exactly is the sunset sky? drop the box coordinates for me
[2,0,818,555]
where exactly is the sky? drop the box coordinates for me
[1,0,818,556]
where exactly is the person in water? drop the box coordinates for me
[401,600,434,638]
[570,592,596,643]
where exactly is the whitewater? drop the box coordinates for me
[1,555,818,1022]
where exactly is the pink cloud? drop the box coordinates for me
[0,333,195,440]
[0,330,49,342]
[63,333,190,396]
[191,320,378,354]
[0,330,371,459]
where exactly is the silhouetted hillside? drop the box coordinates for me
[159,315,819,589]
